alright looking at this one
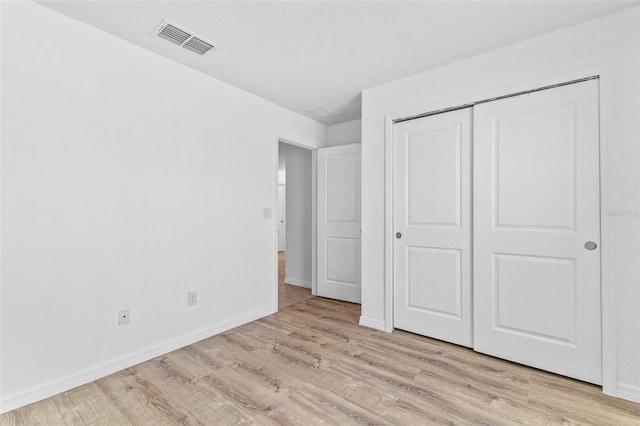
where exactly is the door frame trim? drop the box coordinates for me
[382,64,615,395]
[273,134,318,311]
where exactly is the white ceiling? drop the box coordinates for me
[37,1,638,125]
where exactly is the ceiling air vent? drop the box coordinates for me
[152,19,219,56]
[305,103,339,118]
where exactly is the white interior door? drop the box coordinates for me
[393,108,473,347]
[277,184,286,251]
[317,144,361,303]
[473,80,601,384]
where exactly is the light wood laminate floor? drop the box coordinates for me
[2,297,639,425]
[278,251,313,309]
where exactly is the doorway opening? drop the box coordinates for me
[277,141,314,309]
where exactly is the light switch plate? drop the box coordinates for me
[188,291,198,306]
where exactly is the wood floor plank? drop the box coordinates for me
[93,368,193,426]
[50,382,130,426]
[278,252,313,309]
[2,296,639,425]
[527,371,640,426]
[0,396,63,426]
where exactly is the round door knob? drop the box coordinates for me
[584,241,597,250]
[395,232,402,239]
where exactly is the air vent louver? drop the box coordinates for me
[157,23,191,46]
[183,37,215,55]
[152,19,219,56]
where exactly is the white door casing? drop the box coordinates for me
[278,184,286,251]
[473,79,602,384]
[393,108,473,347]
[317,144,362,303]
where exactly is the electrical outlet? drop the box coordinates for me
[263,208,272,219]
[188,291,198,306]
[118,308,130,325]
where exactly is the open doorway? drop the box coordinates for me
[277,141,314,309]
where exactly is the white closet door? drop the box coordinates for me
[473,80,601,384]
[317,144,361,303]
[393,108,473,347]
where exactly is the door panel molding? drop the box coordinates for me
[405,246,462,319]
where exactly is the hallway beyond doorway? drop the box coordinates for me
[278,251,313,309]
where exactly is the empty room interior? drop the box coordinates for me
[1,1,640,424]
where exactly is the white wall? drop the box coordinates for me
[327,119,362,146]
[0,2,326,412]
[281,143,313,287]
[361,7,639,401]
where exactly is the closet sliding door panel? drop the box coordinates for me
[393,108,473,348]
[473,80,602,384]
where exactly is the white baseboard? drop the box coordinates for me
[284,277,311,288]
[0,306,277,414]
[615,382,640,403]
[359,315,390,332]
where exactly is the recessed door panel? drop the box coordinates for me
[407,126,461,227]
[494,253,576,344]
[326,237,358,285]
[406,246,461,318]
[495,103,577,230]
[326,155,358,223]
